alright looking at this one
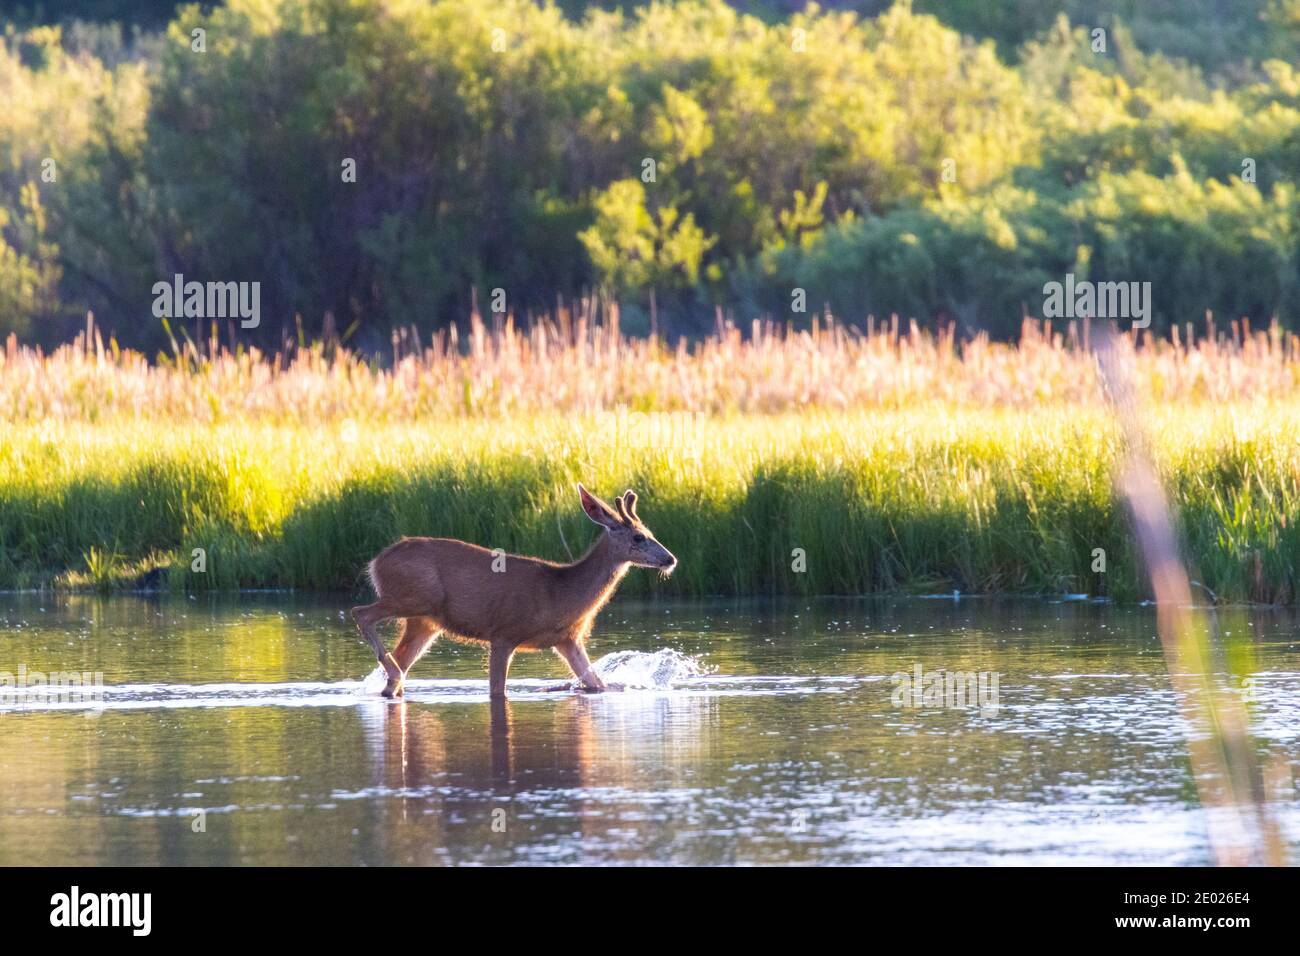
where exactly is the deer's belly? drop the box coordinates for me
[515,632,567,651]
[434,604,576,650]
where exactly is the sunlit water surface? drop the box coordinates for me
[1,594,1297,865]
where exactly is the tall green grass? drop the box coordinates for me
[2,405,1297,602]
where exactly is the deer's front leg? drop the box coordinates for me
[554,640,615,692]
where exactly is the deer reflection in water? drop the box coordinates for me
[356,690,719,861]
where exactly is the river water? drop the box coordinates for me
[1,593,1296,864]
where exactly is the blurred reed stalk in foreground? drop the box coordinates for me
[1093,322,1287,866]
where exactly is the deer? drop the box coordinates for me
[351,485,677,699]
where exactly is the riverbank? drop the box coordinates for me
[3,404,1296,602]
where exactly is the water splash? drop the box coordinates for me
[364,648,706,696]
[362,665,389,695]
[591,648,707,689]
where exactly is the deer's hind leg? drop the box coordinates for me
[351,601,404,697]
[392,616,441,686]
[488,644,516,699]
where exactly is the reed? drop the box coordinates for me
[4,311,1300,423]
[3,313,1298,597]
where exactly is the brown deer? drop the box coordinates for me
[351,485,676,699]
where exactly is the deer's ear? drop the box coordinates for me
[578,483,620,528]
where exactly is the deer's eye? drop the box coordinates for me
[632,533,646,544]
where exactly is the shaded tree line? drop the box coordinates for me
[0,0,1297,350]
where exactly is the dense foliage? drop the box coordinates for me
[1,0,1297,347]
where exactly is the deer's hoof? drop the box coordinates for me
[381,680,403,699]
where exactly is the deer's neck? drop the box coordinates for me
[558,533,630,626]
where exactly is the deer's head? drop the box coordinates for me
[578,484,677,574]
